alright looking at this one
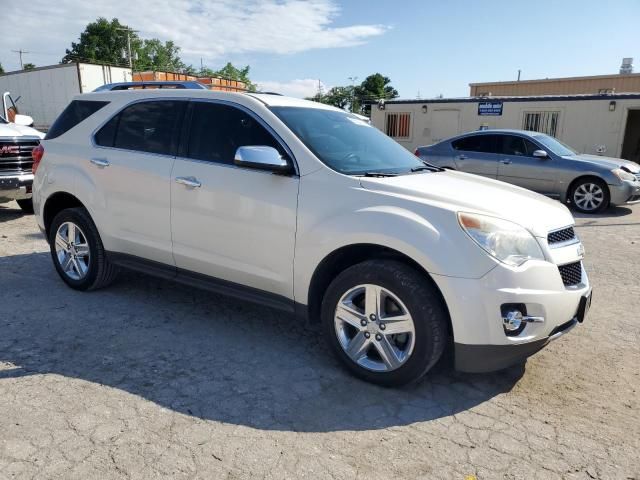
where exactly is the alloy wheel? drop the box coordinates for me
[334,284,416,372]
[54,221,91,280]
[573,183,604,211]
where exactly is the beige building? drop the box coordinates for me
[370,94,640,162]
[470,73,640,96]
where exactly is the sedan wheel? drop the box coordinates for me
[571,179,609,213]
[334,284,416,372]
[54,221,91,280]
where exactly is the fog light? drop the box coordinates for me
[503,310,523,332]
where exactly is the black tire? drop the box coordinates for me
[48,207,119,291]
[16,198,34,214]
[321,260,448,387]
[569,177,610,213]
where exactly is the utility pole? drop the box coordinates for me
[12,49,30,70]
[116,27,138,70]
[348,76,358,113]
[517,69,521,81]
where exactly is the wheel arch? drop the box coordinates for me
[305,243,452,336]
[43,192,86,239]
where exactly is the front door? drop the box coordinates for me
[170,100,299,299]
[496,134,557,195]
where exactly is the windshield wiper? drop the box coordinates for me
[411,163,444,173]
[360,171,399,177]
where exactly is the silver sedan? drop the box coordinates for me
[415,129,640,213]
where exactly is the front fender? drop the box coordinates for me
[293,204,496,305]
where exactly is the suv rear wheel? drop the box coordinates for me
[322,260,447,386]
[49,207,118,290]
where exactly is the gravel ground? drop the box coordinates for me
[0,200,638,480]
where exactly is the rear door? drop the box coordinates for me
[450,134,500,178]
[497,134,557,194]
[170,100,299,299]
[90,99,186,265]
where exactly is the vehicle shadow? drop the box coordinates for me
[0,202,26,223]
[0,252,525,433]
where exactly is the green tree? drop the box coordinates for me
[135,39,184,72]
[23,63,36,70]
[62,17,137,66]
[210,62,256,91]
[0,62,4,74]
[355,73,398,115]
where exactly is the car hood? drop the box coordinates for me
[359,171,574,237]
[562,154,640,173]
[0,122,45,139]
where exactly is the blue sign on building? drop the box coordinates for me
[478,102,503,116]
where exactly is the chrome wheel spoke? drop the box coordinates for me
[74,243,90,257]
[345,332,370,361]
[67,223,76,244]
[364,285,381,318]
[380,314,414,335]
[55,233,68,252]
[374,336,402,370]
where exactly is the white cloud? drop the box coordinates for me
[1,0,387,71]
[255,79,330,98]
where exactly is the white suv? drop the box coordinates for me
[33,90,592,386]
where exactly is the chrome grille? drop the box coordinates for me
[558,261,582,287]
[635,172,640,182]
[0,138,40,174]
[547,227,576,245]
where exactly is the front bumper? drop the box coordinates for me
[0,174,33,203]
[609,180,640,205]
[432,244,590,372]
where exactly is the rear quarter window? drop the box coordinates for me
[45,100,109,140]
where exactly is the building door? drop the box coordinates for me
[621,110,640,163]
[431,109,460,143]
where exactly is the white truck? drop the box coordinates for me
[0,92,44,212]
[0,62,132,131]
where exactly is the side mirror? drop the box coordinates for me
[234,146,291,174]
[14,114,34,127]
[533,149,549,158]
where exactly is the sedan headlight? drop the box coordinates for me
[458,212,545,267]
[612,168,636,182]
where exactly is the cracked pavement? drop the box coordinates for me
[0,201,638,479]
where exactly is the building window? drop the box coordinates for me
[523,111,559,137]
[385,112,411,139]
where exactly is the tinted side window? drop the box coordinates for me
[114,101,185,155]
[452,135,497,153]
[187,102,284,165]
[46,100,109,140]
[523,138,540,156]
[94,115,119,147]
[501,135,528,156]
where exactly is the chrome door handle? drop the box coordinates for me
[457,154,467,160]
[175,176,201,188]
[501,159,512,165]
[90,158,110,167]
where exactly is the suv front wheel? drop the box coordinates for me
[322,260,448,386]
[49,207,119,290]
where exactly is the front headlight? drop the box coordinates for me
[458,212,545,267]
[612,168,636,182]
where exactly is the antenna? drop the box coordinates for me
[12,49,30,69]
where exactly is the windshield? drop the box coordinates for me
[533,134,576,156]
[270,106,427,175]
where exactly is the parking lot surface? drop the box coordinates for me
[1,201,639,479]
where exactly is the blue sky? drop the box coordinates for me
[3,0,639,98]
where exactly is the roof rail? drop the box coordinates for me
[93,81,209,92]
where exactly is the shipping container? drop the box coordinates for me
[0,63,132,130]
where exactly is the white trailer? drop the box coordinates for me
[0,63,132,131]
